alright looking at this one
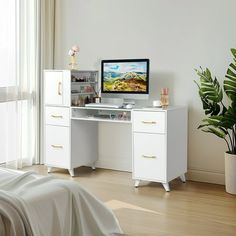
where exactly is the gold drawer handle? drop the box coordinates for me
[58,82,62,95]
[142,155,157,159]
[142,121,157,124]
[51,115,63,118]
[51,145,63,149]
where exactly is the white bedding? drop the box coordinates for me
[0,168,123,236]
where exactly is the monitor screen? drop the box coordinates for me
[101,59,149,94]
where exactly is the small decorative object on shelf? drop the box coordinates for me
[71,97,79,106]
[92,84,101,103]
[68,45,79,70]
[160,88,169,108]
[78,96,85,106]
[85,96,90,104]
[153,100,161,107]
[94,96,101,103]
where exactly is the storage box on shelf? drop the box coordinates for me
[132,107,187,191]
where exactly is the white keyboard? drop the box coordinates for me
[85,103,121,108]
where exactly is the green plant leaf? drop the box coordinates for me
[226,68,236,79]
[220,106,236,129]
[202,127,226,139]
[224,60,236,101]
[231,48,236,58]
[228,62,236,71]
[195,67,224,116]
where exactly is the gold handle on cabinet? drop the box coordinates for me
[58,82,62,95]
[51,145,63,149]
[141,121,157,124]
[142,155,157,159]
[51,115,63,118]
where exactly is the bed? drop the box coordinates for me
[0,168,123,236]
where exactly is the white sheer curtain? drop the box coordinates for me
[0,0,55,168]
[0,0,40,169]
[40,0,55,164]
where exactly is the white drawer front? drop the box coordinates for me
[45,125,70,168]
[133,111,166,133]
[45,107,70,126]
[133,133,166,181]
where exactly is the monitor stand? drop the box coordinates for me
[101,98,124,107]
[123,99,136,109]
[123,99,135,105]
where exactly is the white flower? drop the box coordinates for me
[68,45,79,57]
[68,49,75,56]
[72,45,79,52]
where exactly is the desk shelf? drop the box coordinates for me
[71,71,99,106]
[71,106,132,112]
[71,106,132,123]
[71,82,97,85]
[71,116,131,124]
[71,92,94,95]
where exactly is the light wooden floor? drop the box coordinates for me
[23,165,236,236]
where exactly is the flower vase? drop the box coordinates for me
[69,56,78,70]
[160,88,169,109]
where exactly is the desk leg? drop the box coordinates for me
[135,180,140,188]
[162,183,170,192]
[69,169,75,177]
[91,162,96,170]
[180,174,186,183]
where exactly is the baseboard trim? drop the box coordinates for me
[187,168,225,185]
[95,158,132,172]
[95,160,225,185]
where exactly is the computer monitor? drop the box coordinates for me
[101,59,149,101]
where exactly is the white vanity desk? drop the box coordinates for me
[44,70,187,191]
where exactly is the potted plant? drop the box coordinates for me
[195,48,236,194]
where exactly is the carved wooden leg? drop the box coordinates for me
[135,180,140,188]
[68,169,75,177]
[180,174,186,183]
[47,167,52,173]
[162,183,170,192]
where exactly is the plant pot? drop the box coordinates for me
[225,152,236,195]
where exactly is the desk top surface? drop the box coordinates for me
[71,105,186,112]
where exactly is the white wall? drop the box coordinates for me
[54,0,236,184]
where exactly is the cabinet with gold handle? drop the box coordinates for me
[51,144,63,149]
[132,108,188,192]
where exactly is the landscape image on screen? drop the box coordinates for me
[103,62,147,92]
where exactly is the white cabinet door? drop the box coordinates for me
[45,125,70,168]
[44,71,70,106]
[133,133,166,181]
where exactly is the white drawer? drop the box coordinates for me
[45,106,70,126]
[133,133,166,181]
[133,111,166,133]
[45,125,70,168]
